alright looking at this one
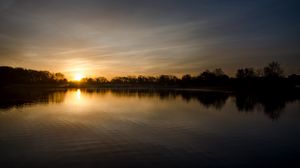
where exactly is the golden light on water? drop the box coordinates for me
[64,89,88,111]
[76,89,81,100]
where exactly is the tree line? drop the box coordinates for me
[0,66,67,85]
[1,61,299,90]
[77,61,299,90]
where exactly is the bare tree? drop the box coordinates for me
[264,61,284,78]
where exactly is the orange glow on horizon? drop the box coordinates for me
[74,73,84,81]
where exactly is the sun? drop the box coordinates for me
[74,73,84,81]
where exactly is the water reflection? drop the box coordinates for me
[0,88,67,109]
[76,89,81,100]
[0,88,299,120]
[235,93,300,120]
[0,88,299,167]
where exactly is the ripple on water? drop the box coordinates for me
[0,90,299,168]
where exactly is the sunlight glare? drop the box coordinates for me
[74,73,84,81]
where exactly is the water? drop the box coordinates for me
[0,89,299,167]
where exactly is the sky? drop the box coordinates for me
[0,0,299,79]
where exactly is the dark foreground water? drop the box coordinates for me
[0,89,299,168]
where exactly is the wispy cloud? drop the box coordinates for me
[0,0,299,77]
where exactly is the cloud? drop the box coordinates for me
[0,0,299,77]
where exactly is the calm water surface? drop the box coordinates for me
[0,89,299,167]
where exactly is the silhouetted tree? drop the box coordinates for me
[0,66,67,85]
[256,68,264,77]
[199,70,215,81]
[158,75,179,86]
[214,68,225,77]
[196,68,229,86]
[182,74,192,81]
[96,77,109,84]
[54,73,67,83]
[264,61,284,78]
[236,68,256,79]
[1,62,298,92]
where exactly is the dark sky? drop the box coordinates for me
[0,0,299,78]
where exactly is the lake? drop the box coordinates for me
[0,88,299,167]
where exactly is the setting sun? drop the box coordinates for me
[74,73,84,81]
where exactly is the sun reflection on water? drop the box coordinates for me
[63,89,88,110]
[76,89,81,100]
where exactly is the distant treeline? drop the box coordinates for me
[1,61,299,91]
[0,66,67,85]
[74,61,299,91]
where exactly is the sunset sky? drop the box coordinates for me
[0,0,299,79]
